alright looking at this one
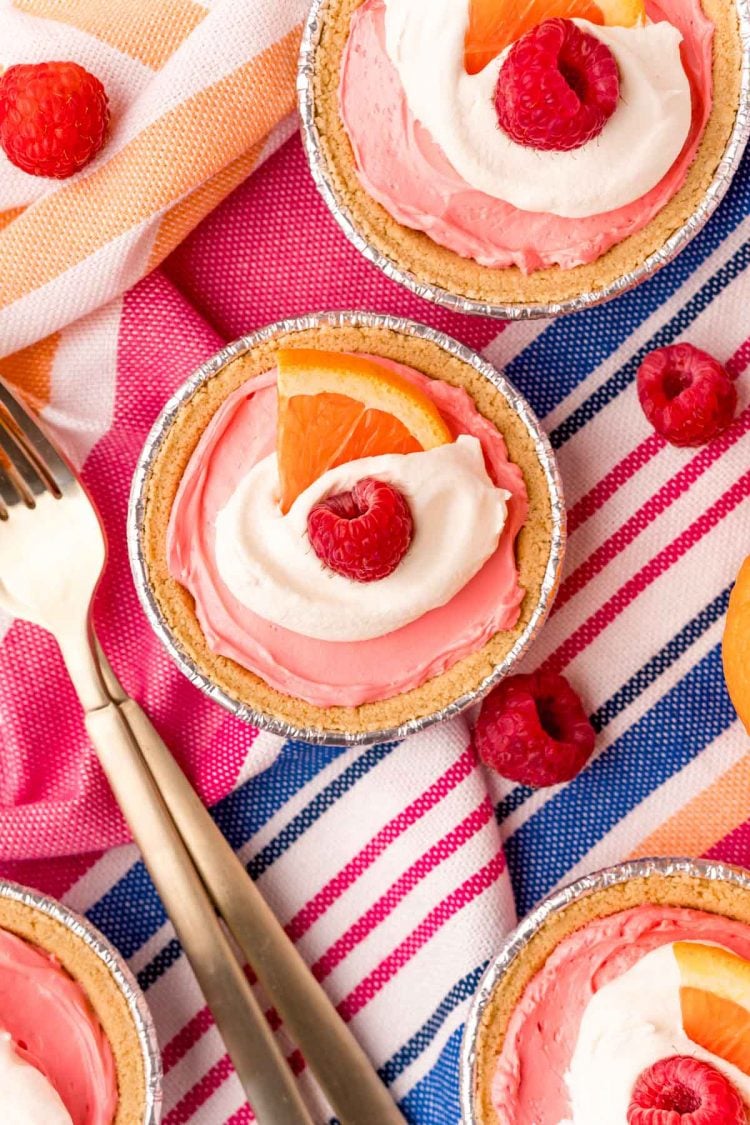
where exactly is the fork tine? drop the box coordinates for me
[0,459,15,502]
[0,443,36,508]
[0,405,55,501]
[0,381,71,493]
[0,469,11,520]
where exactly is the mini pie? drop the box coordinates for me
[474,868,750,1123]
[139,320,560,739]
[305,0,744,310]
[0,892,148,1124]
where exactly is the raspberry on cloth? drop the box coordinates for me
[0,61,109,179]
[0,0,749,1123]
[474,671,596,788]
[637,342,737,446]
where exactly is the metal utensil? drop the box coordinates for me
[0,382,313,1125]
[94,642,407,1125]
[0,379,406,1125]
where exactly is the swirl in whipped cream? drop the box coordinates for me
[564,942,750,1123]
[215,436,510,642]
[383,0,691,218]
[0,1033,72,1125]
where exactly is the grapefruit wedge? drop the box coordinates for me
[464,0,646,75]
[675,942,750,1076]
[276,349,452,513]
[722,555,750,734]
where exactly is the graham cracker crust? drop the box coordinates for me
[0,895,148,1125]
[141,321,557,738]
[310,0,743,308]
[474,870,750,1123]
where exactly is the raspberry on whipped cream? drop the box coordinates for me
[382,1,690,218]
[214,436,510,643]
[627,1056,746,1125]
[494,19,620,152]
[307,477,414,582]
[565,942,750,1123]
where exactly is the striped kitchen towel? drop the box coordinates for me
[0,1,749,1122]
[0,0,307,360]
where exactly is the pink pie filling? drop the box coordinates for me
[0,928,118,1125]
[339,0,714,272]
[167,358,528,708]
[491,905,750,1123]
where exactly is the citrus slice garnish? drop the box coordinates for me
[675,942,750,1075]
[722,555,750,734]
[464,0,645,75]
[276,349,452,513]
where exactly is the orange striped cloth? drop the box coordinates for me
[0,0,307,402]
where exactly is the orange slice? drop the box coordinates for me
[276,349,453,513]
[675,942,750,1075]
[464,0,646,75]
[722,555,750,734]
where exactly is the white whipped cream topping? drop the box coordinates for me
[383,0,692,218]
[563,943,750,1124]
[0,1033,72,1125]
[214,436,509,642]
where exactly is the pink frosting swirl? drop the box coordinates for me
[0,928,117,1125]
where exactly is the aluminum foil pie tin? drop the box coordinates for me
[128,310,565,746]
[0,879,162,1124]
[298,0,750,319]
[459,856,750,1124]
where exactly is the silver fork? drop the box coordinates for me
[0,381,406,1125]
[0,385,313,1124]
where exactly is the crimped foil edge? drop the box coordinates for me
[0,879,162,1123]
[127,310,566,747]
[459,856,750,1123]
[297,0,750,319]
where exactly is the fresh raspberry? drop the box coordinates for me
[0,61,109,179]
[307,478,413,582]
[637,343,737,447]
[474,670,595,788]
[627,1056,746,1124]
[495,18,620,152]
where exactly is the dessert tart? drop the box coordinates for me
[131,313,564,743]
[0,881,158,1124]
[464,858,750,1124]
[300,0,749,315]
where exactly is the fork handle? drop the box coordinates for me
[95,657,405,1125]
[84,703,314,1125]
